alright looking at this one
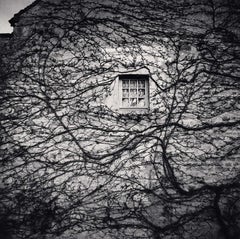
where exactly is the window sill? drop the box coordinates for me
[118,108,149,114]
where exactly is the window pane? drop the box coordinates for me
[130,98,137,106]
[138,80,145,88]
[122,98,129,107]
[122,89,129,97]
[130,80,137,89]
[138,89,145,97]
[122,80,129,89]
[130,89,137,97]
[138,98,145,107]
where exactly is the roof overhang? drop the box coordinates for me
[9,0,42,26]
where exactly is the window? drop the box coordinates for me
[119,75,149,109]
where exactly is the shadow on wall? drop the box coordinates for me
[0,219,13,239]
[216,226,240,239]
[0,232,12,239]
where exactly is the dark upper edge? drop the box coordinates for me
[0,33,12,38]
[9,0,42,26]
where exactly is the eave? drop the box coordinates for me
[9,0,42,27]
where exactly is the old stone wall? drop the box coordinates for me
[1,0,240,238]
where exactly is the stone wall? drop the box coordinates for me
[1,0,240,238]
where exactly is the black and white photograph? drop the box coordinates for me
[0,0,240,238]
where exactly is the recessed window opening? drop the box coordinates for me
[119,75,149,109]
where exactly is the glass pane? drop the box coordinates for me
[122,98,129,107]
[138,89,145,97]
[138,80,145,88]
[130,89,137,97]
[120,77,148,108]
[122,89,129,97]
[130,98,137,106]
[122,80,129,89]
[138,98,146,107]
[130,80,137,89]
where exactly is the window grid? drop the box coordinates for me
[121,78,147,108]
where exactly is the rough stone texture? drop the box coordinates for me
[1,0,240,239]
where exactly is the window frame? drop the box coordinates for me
[118,74,149,110]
